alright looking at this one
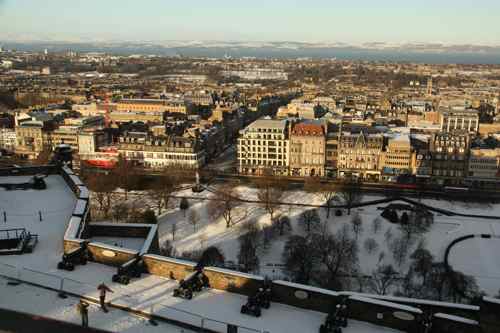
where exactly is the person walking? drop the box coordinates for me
[97,283,113,312]
[77,300,89,328]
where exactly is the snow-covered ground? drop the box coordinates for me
[0,275,192,333]
[155,185,500,296]
[448,236,500,296]
[91,236,146,252]
[0,174,399,333]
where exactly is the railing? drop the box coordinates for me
[0,262,269,333]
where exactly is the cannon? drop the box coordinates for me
[241,286,272,317]
[173,270,210,300]
[57,245,89,271]
[319,302,348,333]
[112,256,143,285]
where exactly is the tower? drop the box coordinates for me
[427,77,433,96]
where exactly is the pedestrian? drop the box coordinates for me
[97,283,113,312]
[77,300,89,328]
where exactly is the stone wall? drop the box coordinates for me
[87,242,138,267]
[347,296,423,333]
[203,267,264,297]
[143,254,196,281]
[432,314,480,333]
[479,297,500,333]
[271,280,340,313]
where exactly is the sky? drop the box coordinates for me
[1,0,500,45]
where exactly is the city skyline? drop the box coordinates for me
[1,0,500,45]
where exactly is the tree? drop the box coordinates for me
[198,246,225,268]
[160,240,175,257]
[350,213,363,240]
[273,215,292,236]
[313,225,359,290]
[410,247,434,284]
[188,210,200,232]
[256,174,285,221]
[171,222,177,241]
[141,209,157,224]
[86,173,116,219]
[147,172,177,215]
[112,156,138,200]
[112,203,129,222]
[364,238,379,255]
[237,232,260,273]
[372,217,382,234]
[309,180,337,219]
[207,185,242,228]
[282,235,319,284]
[390,236,410,268]
[337,179,363,215]
[299,209,321,234]
[180,198,189,216]
[368,265,399,295]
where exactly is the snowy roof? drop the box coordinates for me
[349,295,423,315]
[144,254,197,267]
[274,280,339,297]
[205,267,265,281]
[433,313,479,326]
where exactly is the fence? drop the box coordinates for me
[0,262,268,333]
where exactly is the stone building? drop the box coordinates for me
[238,119,289,176]
[430,131,470,185]
[466,147,500,187]
[337,128,384,181]
[289,121,326,177]
[439,108,479,133]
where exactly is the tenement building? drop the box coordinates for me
[238,119,289,176]
[289,120,326,177]
[430,131,470,185]
[337,128,384,181]
[466,147,500,188]
[118,132,205,169]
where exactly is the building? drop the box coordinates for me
[466,147,500,187]
[15,121,50,159]
[337,128,384,181]
[116,99,187,115]
[380,134,413,181]
[289,121,326,177]
[118,132,205,169]
[430,131,470,185]
[109,111,164,124]
[0,128,16,151]
[238,119,289,176]
[439,109,479,133]
[78,130,108,156]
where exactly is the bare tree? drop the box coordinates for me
[299,209,321,234]
[147,172,177,215]
[364,238,379,255]
[188,210,201,232]
[313,225,359,290]
[171,222,177,241]
[86,173,116,219]
[256,174,285,221]
[112,156,138,200]
[368,265,399,295]
[273,215,292,236]
[350,213,363,240]
[282,235,319,284]
[372,217,382,234]
[390,236,410,268]
[337,179,363,215]
[237,226,260,272]
[207,184,242,228]
[306,179,337,219]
